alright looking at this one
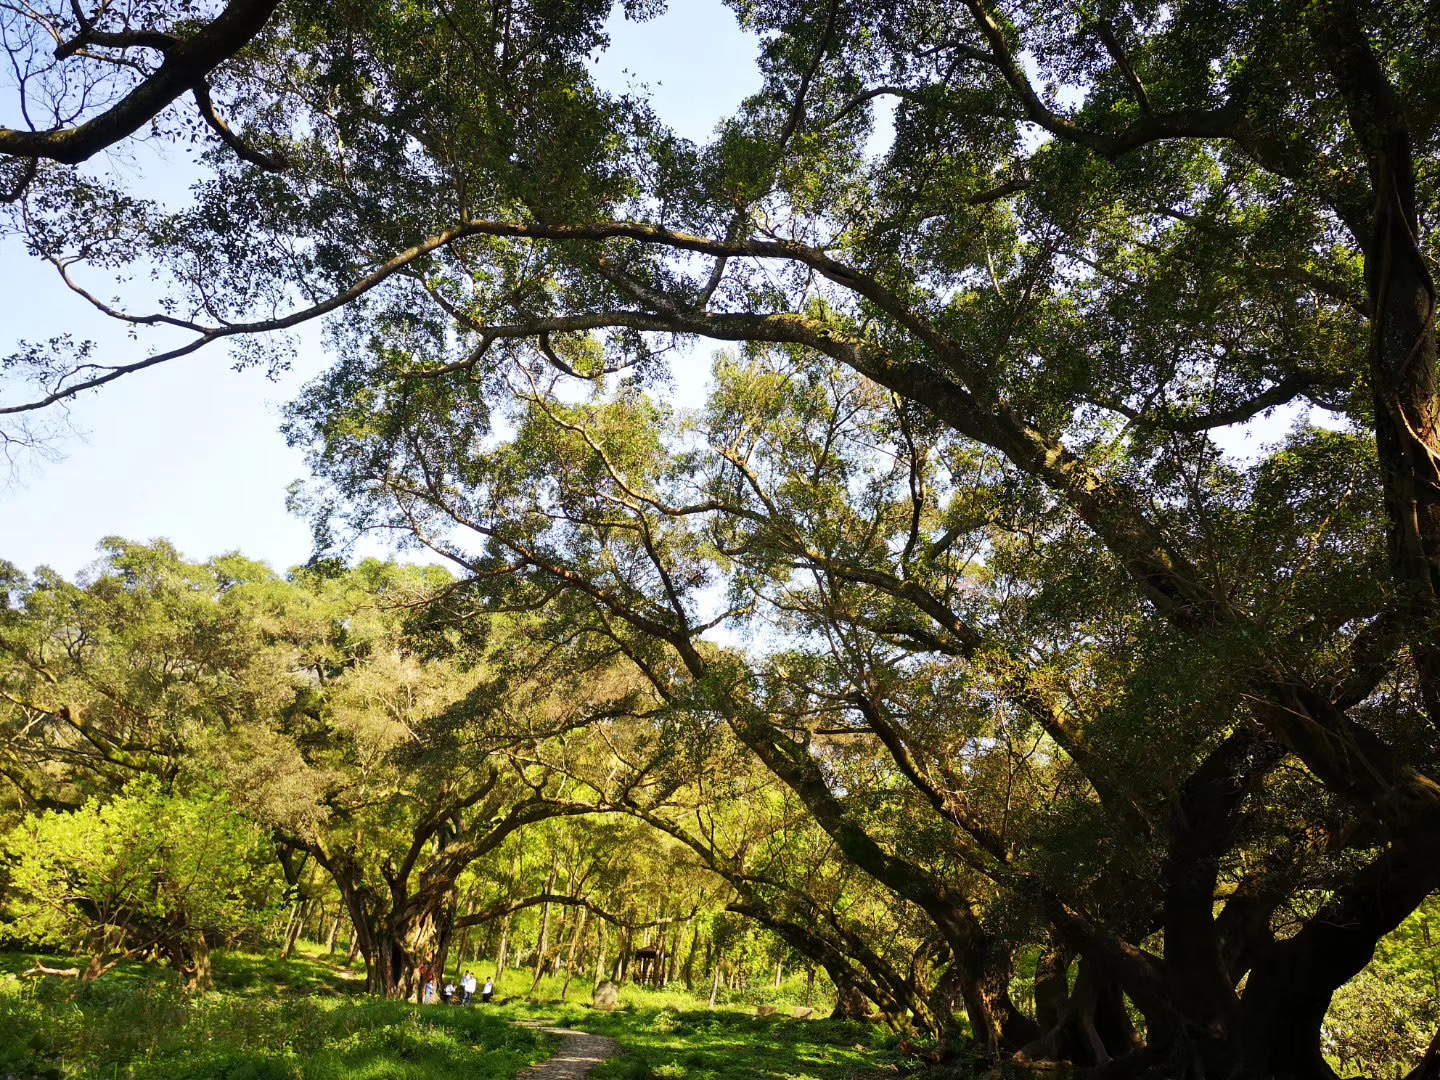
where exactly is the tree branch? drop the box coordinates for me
[0,0,282,165]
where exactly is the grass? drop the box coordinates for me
[516,1002,907,1080]
[477,967,909,1079]
[1,948,915,1080]
[0,950,556,1080]
[455,957,830,1014]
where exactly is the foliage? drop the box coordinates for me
[7,1,1440,1076]
[1323,898,1440,1077]
[2,781,282,979]
[0,540,294,811]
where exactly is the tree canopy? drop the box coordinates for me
[4,2,1440,1078]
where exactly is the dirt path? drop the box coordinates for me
[514,1023,620,1079]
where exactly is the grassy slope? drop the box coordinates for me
[1,949,911,1080]
[0,950,555,1080]
[515,1002,906,1080]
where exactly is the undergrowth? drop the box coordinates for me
[0,952,554,1080]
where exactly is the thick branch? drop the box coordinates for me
[0,0,282,164]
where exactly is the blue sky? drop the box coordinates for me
[0,1,761,579]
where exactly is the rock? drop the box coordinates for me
[756,1005,778,1017]
[793,1007,815,1020]
[831,984,873,1020]
[592,980,620,1010]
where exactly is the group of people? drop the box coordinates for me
[421,967,494,1006]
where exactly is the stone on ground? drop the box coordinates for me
[591,979,619,1010]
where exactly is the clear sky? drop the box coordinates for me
[0,1,762,580]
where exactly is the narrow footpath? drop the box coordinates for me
[515,1023,620,1079]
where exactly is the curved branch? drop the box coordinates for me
[454,891,684,932]
[0,0,283,165]
[1088,372,1352,434]
[192,80,287,171]
[54,29,181,61]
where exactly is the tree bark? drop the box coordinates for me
[496,914,512,979]
[560,907,588,1000]
[683,922,700,991]
[280,898,305,959]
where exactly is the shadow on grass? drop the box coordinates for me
[0,950,555,1080]
[499,1000,908,1080]
[212,949,367,998]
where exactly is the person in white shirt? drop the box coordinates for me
[461,970,478,1005]
[481,975,495,1004]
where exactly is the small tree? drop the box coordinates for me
[2,780,281,987]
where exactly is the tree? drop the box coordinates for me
[2,778,281,986]
[0,539,293,812]
[201,569,671,998]
[0,0,288,201]
[6,1,1440,1076]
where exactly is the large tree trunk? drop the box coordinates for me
[1020,956,1138,1068]
[952,944,1041,1056]
[187,936,213,993]
[832,981,871,1021]
[365,929,407,997]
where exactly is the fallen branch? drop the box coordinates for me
[19,963,82,978]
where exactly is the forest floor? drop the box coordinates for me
[0,947,915,1080]
[505,999,908,1079]
[512,1023,619,1079]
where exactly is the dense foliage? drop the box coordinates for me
[5,1,1440,1078]
[4,782,280,984]
[0,543,838,1004]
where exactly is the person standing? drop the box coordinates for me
[461,970,477,1005]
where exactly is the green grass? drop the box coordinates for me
[0,951,556,1080]
[532,1003,906,1079]
[210,947,368,998]
[488,992,907,1079]
[455,958,830,1014]
[1,948,915,1080]
[428,957,914,1077]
